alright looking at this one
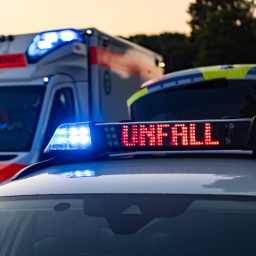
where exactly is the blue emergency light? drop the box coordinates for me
[44,118,256,154]
[45,122,92,152]
[12,118,256,181]
[26,29,84,63]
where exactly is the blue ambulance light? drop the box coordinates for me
[26,29,84,63]
[60,30,77,41]
[44,122,92,153]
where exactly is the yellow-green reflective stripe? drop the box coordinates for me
[198,65,255,80]
[127,87,148,107]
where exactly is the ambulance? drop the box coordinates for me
[0,27,164,182]
[127,64,256,121]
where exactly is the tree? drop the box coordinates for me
[187,0,256,66]
[125,33,195,73]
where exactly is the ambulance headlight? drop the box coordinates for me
[26,29,84,63]
[44,122,92,153]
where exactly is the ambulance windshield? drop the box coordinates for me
[0,86,45,151]
[130,79,256,121]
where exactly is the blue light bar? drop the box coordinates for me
[26,29,84,62]
[44,122,92,152]
[44,118,256,155]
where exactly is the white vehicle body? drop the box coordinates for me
[0,28,163,181]
[1,155,255,196]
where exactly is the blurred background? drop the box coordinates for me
[2,0,256,73]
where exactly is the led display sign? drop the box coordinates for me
[96,120,251,151]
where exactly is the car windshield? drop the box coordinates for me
[0,86,45,151]
[0,194,256,256]
[130,79,256,121]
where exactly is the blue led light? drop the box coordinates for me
[43,32,58,43]
[60,30,77,41]
[49,169,96,178]
[26,29,83,62]
[44,122,92,152]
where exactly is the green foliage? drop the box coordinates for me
[125,33,195,73]
[188,0,256,66]
[124,0,256,74]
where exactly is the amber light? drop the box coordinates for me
[121,122,220,147]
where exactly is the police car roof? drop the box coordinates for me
[140,64,256,89]
[126,64,256,107]
[1,117,256,197]
[0,152,256,197]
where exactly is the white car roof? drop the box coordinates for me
[0,152,256,197]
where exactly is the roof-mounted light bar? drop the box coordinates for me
[45,118,256,154]
[26,28,84,63]
[45,122,92,152]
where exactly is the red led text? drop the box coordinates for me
[0,54,26,68]
[121,123,220,147]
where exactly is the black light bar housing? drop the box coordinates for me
[95,118,256,151]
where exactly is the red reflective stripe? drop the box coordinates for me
[0,53,26,68]
[89,47,162,79]
[89,47,98,65]
[0,163,27,182]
